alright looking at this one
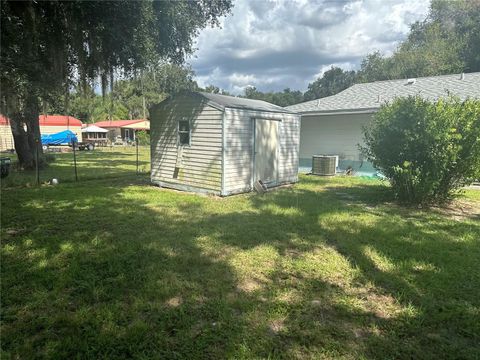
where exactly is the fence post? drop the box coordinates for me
[72,138,78,181]
[136,137,139,175]
[35,138,40,185]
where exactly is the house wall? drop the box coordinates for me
[0,124,83,151]
[299,113,374,171]
[121,128,135,141]
[0,124,14,151]
[150,95,223,194]
[104,128,121,142]
[223,108,300,195]
[103,128,144,142]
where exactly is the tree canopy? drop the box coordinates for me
[238,87,303,107]
[357,0,479,82]
[303,67,356,101]
[1,0,232,167]
[57,64,198,123]
[2,0,478,162]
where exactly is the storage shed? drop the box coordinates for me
[150,92,300,196]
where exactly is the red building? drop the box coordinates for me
[93,119,150,143]
[0,115,83,151]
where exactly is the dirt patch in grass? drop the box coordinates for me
[276,290,302,304]
[4,227,26,236]
[363,292,401,319]
[431,199,480,221]
[237,278,263,293]
[268,318,286,335]
[165,296,183,307]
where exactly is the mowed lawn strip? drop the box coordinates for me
[1,175,479,359]
[1,146,150,188]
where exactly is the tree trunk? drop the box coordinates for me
[8,94,42,170]
[9,113,34,168]
[25,93,42,166]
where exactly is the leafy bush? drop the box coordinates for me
[361,96,480,205]
[136,130,150,146]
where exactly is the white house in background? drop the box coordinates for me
[286,72,480,174]
[150,92,300,196]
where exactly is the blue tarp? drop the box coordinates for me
[41,130,78,145]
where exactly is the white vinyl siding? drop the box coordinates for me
[151,93,300,196]
[277,113,301,183]
[0,125,14,151]
[299,113,372,162]
[223,108,300,195]
[150,95,223,194]
[222,109,255,193]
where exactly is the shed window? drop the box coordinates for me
[178,120,190,146]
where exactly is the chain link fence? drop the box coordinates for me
[1,142,150,188]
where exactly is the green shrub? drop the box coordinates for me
[361,96,480,205]
[136,130,150,146]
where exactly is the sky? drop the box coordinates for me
[188,0,431,94]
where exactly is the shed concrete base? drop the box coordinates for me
[151,178,298,197]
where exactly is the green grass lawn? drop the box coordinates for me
[1,175,479,359]
[1,146,150,188]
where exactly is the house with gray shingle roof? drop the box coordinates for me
[286,72,480,174]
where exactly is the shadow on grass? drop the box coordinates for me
[202,183,479,358]
[1,176,479,359]
[2,149,150,188]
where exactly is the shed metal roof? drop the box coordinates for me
[198,92,296,114]
[286,72,480,114]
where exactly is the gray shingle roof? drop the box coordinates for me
[286,72,480,114]
[199,92,295,114]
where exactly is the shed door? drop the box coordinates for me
[254,119,278,184]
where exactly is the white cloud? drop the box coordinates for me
[188,0,430,94]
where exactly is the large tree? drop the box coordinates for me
[241,86,304,107]
[113,64,198,120]
[56,63,199,123]
[303,67,357,101]
[357,0,480,83]
[1,0,231,168]
[356,51,392,83]
[411,0,480,73]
